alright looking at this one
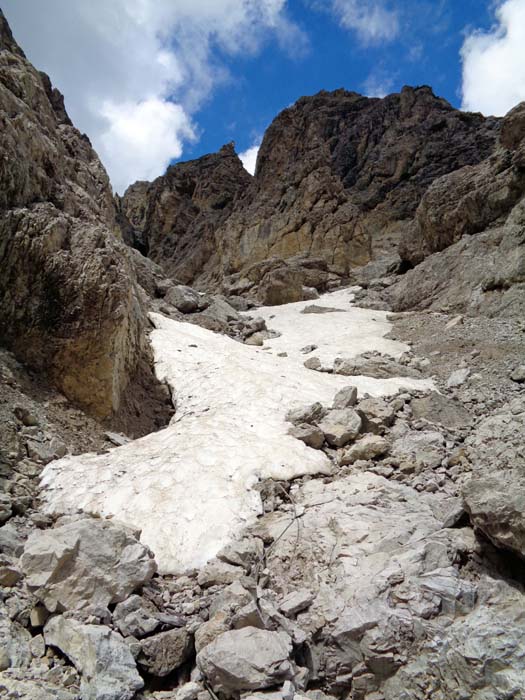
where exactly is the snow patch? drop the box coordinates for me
[41,290,432,573]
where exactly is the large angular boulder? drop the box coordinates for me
[463,475,525,559]
[196,628,295,695]
[20,516,156,612]
[138,628,193,677]
[44,616,143,700]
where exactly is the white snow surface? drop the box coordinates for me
[41,289,433,574]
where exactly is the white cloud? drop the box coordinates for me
[363,72,396,98]
[239,143,261,175]
[461,0,525,116]
[332,0,400,44]
[2,0,302,193]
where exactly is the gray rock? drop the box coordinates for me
[411,392,472,428]
[318,409,362,447]
[279,590,315,617]
[20,516,156,612]
[511,364,525,383]
[44,616,143,700]
[217,538,264,570]
[340,435,389,465]
[286,402,325,426]
[165,285,203,314]
[195,612,230,653]
[113,595,159,638]
[463,475,525,558]
[105,432,132,447]
[209,581,254,617]
[446,368,471,388]
[197,627,295,694]
[197,560,243,588]
[287,424,325,449]
[138,628,193,677]
[0,605,32,669]
[332,385,358,409]
[357,397,396,434]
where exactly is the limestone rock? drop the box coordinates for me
[20,516,156,612]
[411,392,472,428]
[286,402,326,426]
[340,435,389,465]
[279,590,315,617]
[0,671,77,700]
[0,11,149,418]
[138,628,193,677]
[44,616,143,700]
[333,354,420,379]
[195,612,230,654]
[113,594,159,638]
[121,87,497,290]
[197,627,295,695]
[463,476,525,558]
[446,368,471,388]
[357,398,397,434]
[332,386,358,409]
[511,365,525,383]
[318,409,362,447]
[287,424,325,449]
[164,285,205,314]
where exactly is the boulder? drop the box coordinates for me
[20,516,156,612]
[340,435,389,465]
[357,398,397,434]
[332,386,358,409]
[164,285,204,314]
[511,365,525,383]
[197,627,295,694]
[138,628,193,677]
[288,424,325,449]
[318,409,362,447]
[286,402,326,426]
[411,393,472,428]
[113,595,159,638]
[44,616,143,700]
[463,476,525,558]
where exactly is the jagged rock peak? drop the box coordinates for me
[120,84,499,290]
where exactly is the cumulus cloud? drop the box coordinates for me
[332,0,400,44]
[239,143,261,175]
[2,0,302,193]
[461,0,525,116]
[363,72,396,98]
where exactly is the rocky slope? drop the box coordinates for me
[2,9,525,700]
[120,86,499,296]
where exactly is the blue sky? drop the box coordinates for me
[4,0,524,192]
[187,0,495,161]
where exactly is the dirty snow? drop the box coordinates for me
[41,289,433,574]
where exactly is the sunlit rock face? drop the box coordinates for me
[120,86,499,289]
[41,289,432,574]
